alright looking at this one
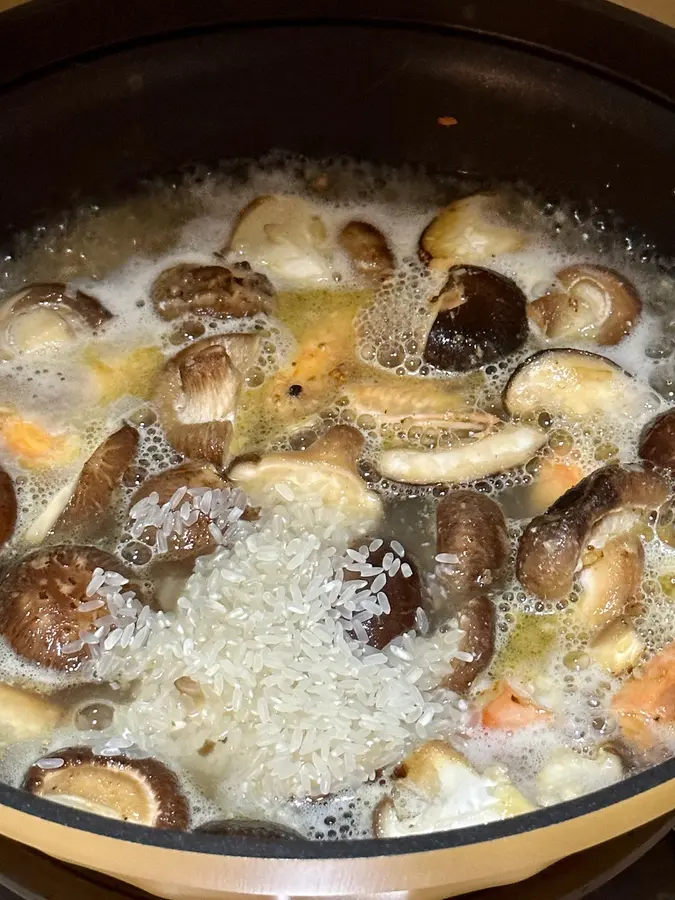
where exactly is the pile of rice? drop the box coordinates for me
[89,485,468,800]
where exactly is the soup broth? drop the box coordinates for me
[0,157,673,839]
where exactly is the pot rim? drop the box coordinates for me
[0,0,674,862]
[0,755,673,858]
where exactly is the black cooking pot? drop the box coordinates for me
[0,2,673,899]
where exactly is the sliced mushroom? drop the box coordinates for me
[25,425,139,545]
[611,641,675,748]
[230,425,382,529]
[373,740,533,837]
[589,617,645,675]
[377,422,545,485]
[517,465,668,601]
[423,266,528,372]
[345,378,471,424]
[441,595,495,694]
[0,283,112,358]
[23,746,189,828]
[528,265,641,346]
[503,349,638,420]
[195,818,303,839]
[0,682,62,752]
[534,747,623,807]
[575,534,644,631]
[436,491,509,598]
[150,262,276,321]
[419,193,529,271]
[0,546,137,672]
[227,195,334,284]
[130,461,240,560]
[343,541,423,649]
[639,409,675,475]
[0,465,17,550]
[154,334,260,468]
[338,221,394,283]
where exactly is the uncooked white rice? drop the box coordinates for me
[86,492,468,801]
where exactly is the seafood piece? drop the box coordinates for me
[611,642,675,748]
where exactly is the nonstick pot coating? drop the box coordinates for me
[0,0,673,861]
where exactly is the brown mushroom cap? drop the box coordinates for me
[150,262,276,322]
[338,221,394,284]
[154,334,259,468]
[130,461,234,560]
[639,409,675,475]
[195,818,303,839]
[442,595,496,693]
[0,546,136,672]
[0,465,17,550]
[528,265,641,346]
[23,746,189,829]
[0,283,112,357]
[517,465,668,601]
[344,541,423,649]
[59,425,139,533]
[423,265,528,372]
[503,349,635,420]
[436,490,509,599]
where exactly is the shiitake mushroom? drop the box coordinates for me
[195,818,303,839]
[503,349,637,420]
[150,262,276,321]
[0,283,112,358]
[517,464,668,601]
[419,193,529,271]
[344,540,423,649]
[154,334,259,468]
[435,490,509,599]
[0,465,17,551]
[26,425,139,544]
[230,425,382,532]
[227,195,334,284]
[423,265,528,372]
[639,409,675,475]
[528,265,641,346]
[442,595,495,694]
[377,421,545,486]
[338,221,394,283]
[0,546,138,673]
[23,746,189,829]
[130,461,236,560]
